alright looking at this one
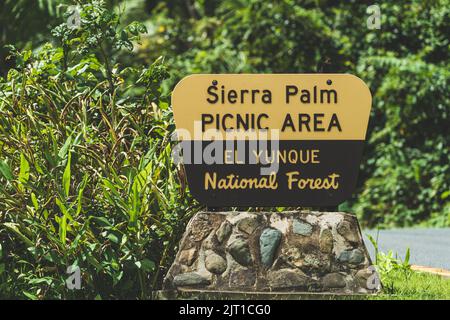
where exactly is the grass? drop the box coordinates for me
[370,270,450,300]
[364,233,450,300]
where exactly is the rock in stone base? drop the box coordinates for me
[163,211,381,294]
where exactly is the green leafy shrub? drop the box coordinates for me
[366,234,411,280]
[0,1,194,299]
[366,233,415,296]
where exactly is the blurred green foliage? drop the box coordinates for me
[141,0,449,228]
[0,0,448,299]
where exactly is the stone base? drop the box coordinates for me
[163,211,381,295]
[154,289,376,300]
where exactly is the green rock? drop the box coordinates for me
[216,221,232,243]
[293,219,312,236]
[338,249,364,265]
[349,249,364,264]
[173,272,210,287]
[259,228,282,268]
[338,250,351,262]
[228,238,252,266]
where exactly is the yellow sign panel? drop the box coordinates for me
[172,74,372,140]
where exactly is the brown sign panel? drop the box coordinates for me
[172,74,372,206]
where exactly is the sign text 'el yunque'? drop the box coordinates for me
[172,74,372,206]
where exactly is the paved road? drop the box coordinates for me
[362,228,450,270]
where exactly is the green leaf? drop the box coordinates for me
[76,174,89,216]
[86,254,103,272]
[404,248,410,266]
[58,135,72,159]
[120,29,128,41]
[23,50,32,62]
[91,216,112,228]
[135,259,155,272]
[56,198,73,221]
[0,160,13,181]
[23,291,38,300]
[55,198,73,246]
[52,49,64,62]
[58,214,67,245]
[31,192,39,211]
[106,232,120,244]
[34,160,44,175]
[2,222,33,247]
[18,153,30,191]
[441,190,450,200]
[29,277,53,285]
[63,152,72,198]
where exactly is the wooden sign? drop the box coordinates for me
[172,74,372,206]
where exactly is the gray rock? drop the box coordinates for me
[322,273,346,288]
[189,214,214,242]
[268,269,310,290]
[303,253,329,271]
[202,232,218,251]
[205,251,227,274]
[228,238,252,266]
[304,254,321,268]
[278,247,303,268]
[229,267,256,288]
[173,272,210,287]
[293,219,313,236]
[237,215,260,234]
[216,221,232,243]
[259,228,282,268]
[356,268,381,290]
[337,220,359,243]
